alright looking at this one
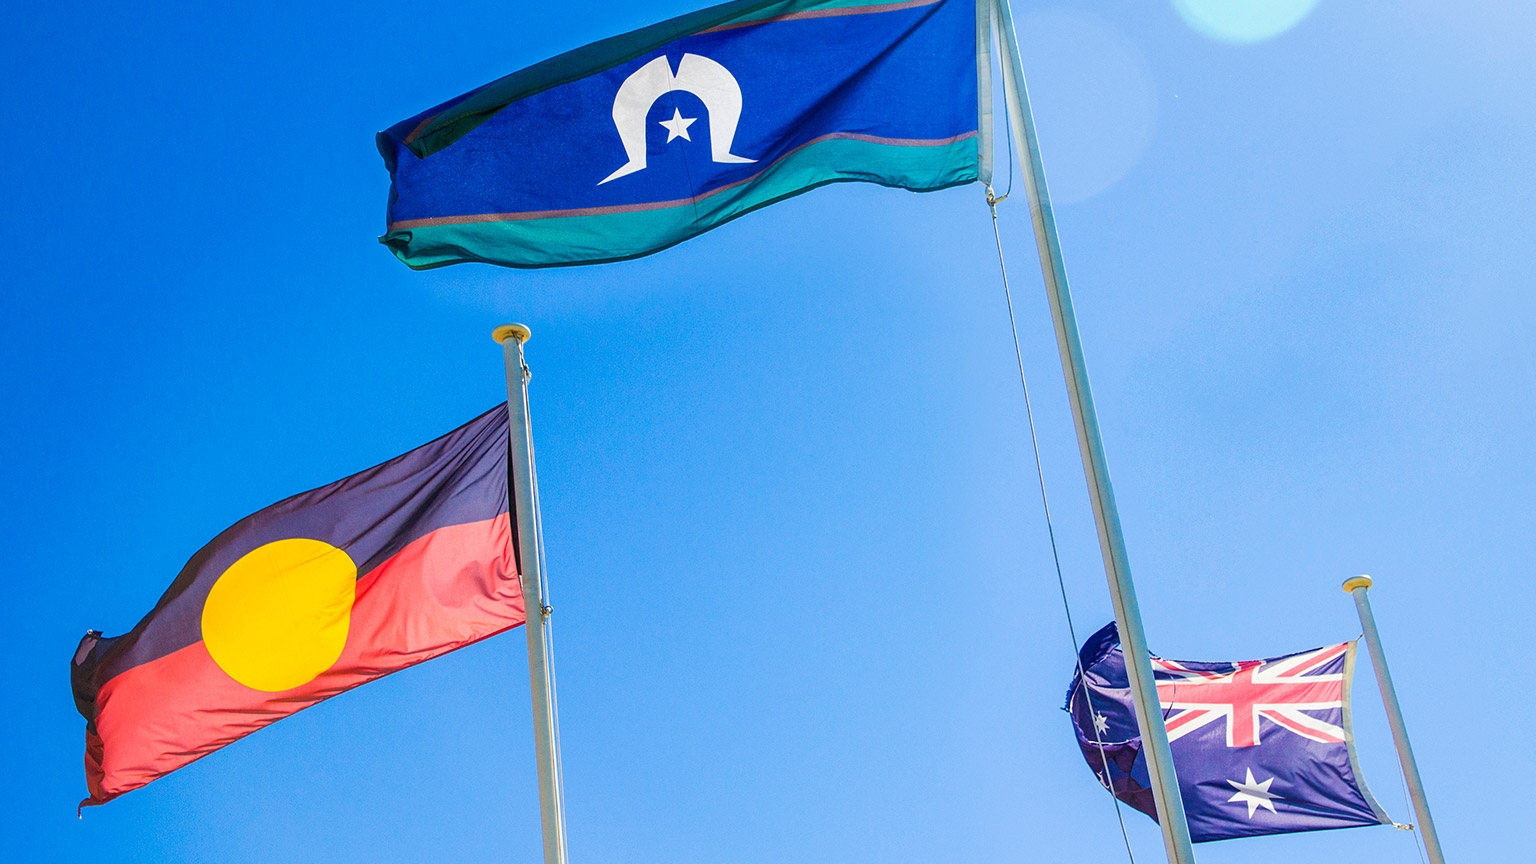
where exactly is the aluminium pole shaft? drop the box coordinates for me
[989,2,1195,861]
[1343,575,1445,864]
[496,323,570,864]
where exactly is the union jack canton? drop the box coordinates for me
[1065,623,1394,842]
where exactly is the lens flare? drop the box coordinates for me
[1173,0,1323,44]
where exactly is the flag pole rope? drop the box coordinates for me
[520,351,571,850]
[986,188,1137,864]
[1388,724,1430,864]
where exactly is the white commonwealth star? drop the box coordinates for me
[1092,713,1110,735]
[658,108,696,142]
[1227,768,1280,818]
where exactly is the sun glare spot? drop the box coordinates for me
[1173,0,1323,44]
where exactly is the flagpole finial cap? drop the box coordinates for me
[1342,575,1373,593]
[492,324,532,345]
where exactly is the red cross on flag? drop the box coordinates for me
[1154,642,1349,748]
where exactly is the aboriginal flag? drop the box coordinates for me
[70,405,522,809]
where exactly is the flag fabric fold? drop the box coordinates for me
[71,405,521,808]
[378,0,990,269]
[1065,623,1393,842]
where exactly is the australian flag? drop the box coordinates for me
[1066,623,1394,842]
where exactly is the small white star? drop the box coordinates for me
[1227,768,1280,818]
[658,108,696,142]
[1092,712,1110,735]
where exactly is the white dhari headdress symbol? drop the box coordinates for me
[599,53,757,185]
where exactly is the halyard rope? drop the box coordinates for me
[987,190,1137,864]
[519,345,571,852]
[1389,721,1429,864]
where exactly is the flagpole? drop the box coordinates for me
[1343,575,1445,863]
[989,2,1195,861]
[496,323,570,864]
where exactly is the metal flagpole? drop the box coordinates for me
[989,2,1196,861]
[1343,575,1446,864]
[495,323,570,864]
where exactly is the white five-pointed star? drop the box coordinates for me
[659,108,696,142]
[1227,768,1280,818]
[1092,713,1110,735]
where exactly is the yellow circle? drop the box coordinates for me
[201,538,357,692]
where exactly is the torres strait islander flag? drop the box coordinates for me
[1065,623,1394,842]
[378,0,993,268]
[70,406,521,809]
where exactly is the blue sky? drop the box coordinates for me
[3,1,1532,861]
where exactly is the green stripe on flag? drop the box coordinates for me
[382,134,977,269]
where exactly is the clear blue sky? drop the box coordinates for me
[4,1,1531,861]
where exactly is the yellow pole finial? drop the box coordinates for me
[493,323,532,345]
[1342,574,1374,593]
